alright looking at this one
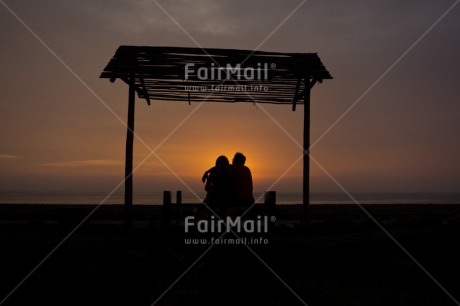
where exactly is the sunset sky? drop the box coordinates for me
[1,0,460,201]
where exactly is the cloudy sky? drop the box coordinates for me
[1,0,459,201]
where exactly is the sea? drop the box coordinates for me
[1,191,460,205]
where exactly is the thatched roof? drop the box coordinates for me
[100,46,332,106]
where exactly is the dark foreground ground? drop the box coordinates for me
[1,204,460,306]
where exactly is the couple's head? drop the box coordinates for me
[232,152,246,165]
[215,152,246,167]
[215,155,229,168]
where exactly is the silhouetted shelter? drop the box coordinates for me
[100,46,332,222]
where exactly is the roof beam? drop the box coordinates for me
[292,78,319,111]
[139,74,151,106]
[292,78,301,111]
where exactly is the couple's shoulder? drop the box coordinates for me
[232,164,251,172]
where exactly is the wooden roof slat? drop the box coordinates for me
[100,46,332,104]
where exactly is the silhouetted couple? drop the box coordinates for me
[202,152,254,218]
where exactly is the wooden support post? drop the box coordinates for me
[163,191,172,226]
[124,74,136,226]
[264,191,276,216]
[303,80,311,223]
[175,191,182,224]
